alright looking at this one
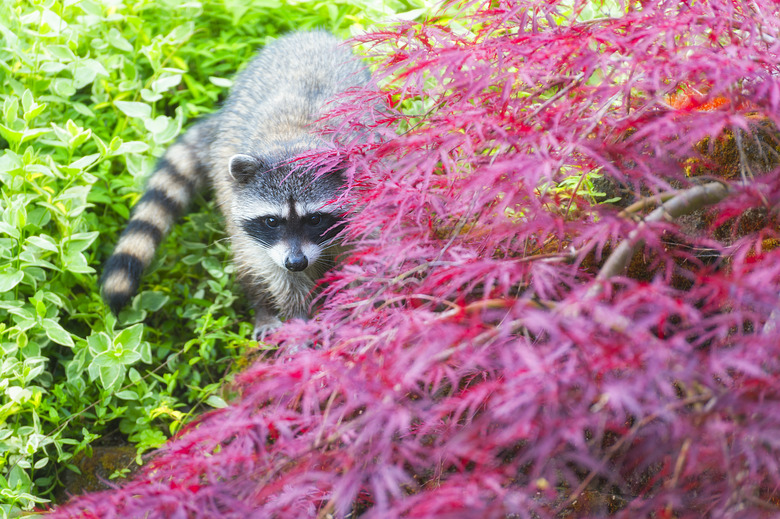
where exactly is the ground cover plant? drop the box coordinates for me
[0,0,424,514]
[41,0,780,517]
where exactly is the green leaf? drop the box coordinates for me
[0,123,23,145]
[5,386,32,403]
[209,76,233,88]
[114,323,143,351]
[39,9,68,35]
[91,349,140,367]
[139,340,152,364]
[166,22,195,44]
[66,231,99,253]
[115,390,138,401]
[69,153,100,170]
[26,207,51,229]
[23,102,47,123]
[65,351,87,382]
[46,45,76,62]
[93,134,108,155]
[115,141,150,155]
[109,136,123,152]
[128,368,142,384]
[107,28,133,52]
[23,358,46,382]
[26,235,59,252]
[0,221,21,239]
[0,301,32,320]
[21,127,52,144]
[144,115,170,134]
[118,350,142,365]
[151,106,184,145]
[4,96,18,124]
[72,102,95,117]
[87,332,111,355]
[139,291,169,312]
[0,270,24,291]
[140,88,163,103]
[61,251,95,273]
[78,0,103,16]
[21,89,35,114]
[51,78,77,98]
[114,101,151,119]
[40,61,67,74]
[98,364,124,392]
[151,74,182,94]
[70,58,108,89]
[111,203,130,219]
[42,318,75,347]
[205,395,228,409]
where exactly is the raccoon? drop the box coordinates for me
[101,30,370,339]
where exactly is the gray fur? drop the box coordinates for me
[102,30,369,338]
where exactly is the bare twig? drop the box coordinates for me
[525,73,584,121]
[667,438,691,489]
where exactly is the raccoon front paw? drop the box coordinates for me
[253,317,282,342]
[280,338,315,355]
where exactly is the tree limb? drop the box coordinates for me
[587,182,730,298]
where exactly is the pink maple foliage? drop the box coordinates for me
[51,0,780,517]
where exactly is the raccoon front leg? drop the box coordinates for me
[244,279,313,342]
[252,305,283,342]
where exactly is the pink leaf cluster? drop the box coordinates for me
[52,0,780,517]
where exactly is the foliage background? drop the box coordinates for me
[0,0,427,514]
[4,0,780,518]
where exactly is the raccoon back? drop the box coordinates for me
[216,30,370,161]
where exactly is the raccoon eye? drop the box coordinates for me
[305,214,322,226]
[264,216,280,228]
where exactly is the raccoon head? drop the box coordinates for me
[231,153,346,272]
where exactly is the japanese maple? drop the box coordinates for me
[50,0,780,517]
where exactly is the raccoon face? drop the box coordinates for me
[231,153,347,271]
[240,200,344,272]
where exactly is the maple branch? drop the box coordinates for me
[588,182,730,297]
[616,191,681,219]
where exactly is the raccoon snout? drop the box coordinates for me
[285,252,308,272]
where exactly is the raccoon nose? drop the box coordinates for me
[285,253,308,272]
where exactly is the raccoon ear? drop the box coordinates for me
[229,154,266,183]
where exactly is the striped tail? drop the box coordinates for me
[101,122,211,314]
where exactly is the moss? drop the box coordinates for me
[58,446,138,499]
[689,117,780,180]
